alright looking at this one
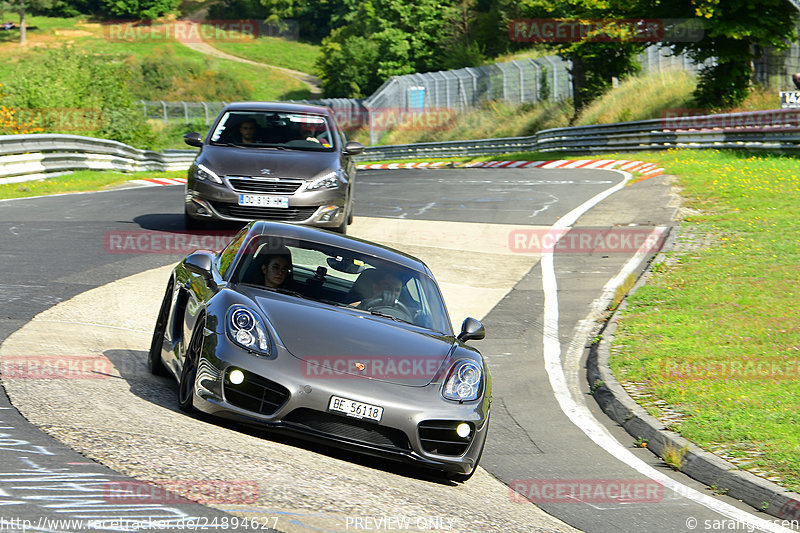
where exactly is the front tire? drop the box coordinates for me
[178,316,204,412]
[147,280,172,377]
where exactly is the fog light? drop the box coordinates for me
[456,423,471,438]
[319,206,340,222]
[229,369,245,385]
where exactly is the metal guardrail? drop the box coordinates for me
[2,109,800,182]
[357,108,800,160]
[0,134,198,183]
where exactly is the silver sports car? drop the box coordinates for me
[149,221,491,481]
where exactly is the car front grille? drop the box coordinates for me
[211,202,318,221]
[226,177,304,194]
[418,420,473,456]
[223,370,290,416]
[283,408,412,451]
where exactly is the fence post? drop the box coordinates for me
[543,56,558,101]
[182,101,189,125]
[201,102,209,125]
[160,100,167,125]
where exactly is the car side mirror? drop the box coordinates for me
[457,317,485,342]
[184,132,203,148]
[184,252,214,278]
[344,141,365,155]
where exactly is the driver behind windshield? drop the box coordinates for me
[350,270,403,308]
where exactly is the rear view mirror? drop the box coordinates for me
[345,141,365,155]
[458,317,485,342]
[184,132,203,147]
[185,252,213,278]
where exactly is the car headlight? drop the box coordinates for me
[195,163,222,184]
[442,360,482,402]
[306,169,344,191]
[226,305,270,356]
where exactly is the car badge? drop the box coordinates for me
[354,362,366,371]
[260,168,271,175]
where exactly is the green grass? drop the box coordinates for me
[0,16,308,102]
[574,69,697,124]
[201,28,321,76]
[0,170,185,199]
[604,149,800,492]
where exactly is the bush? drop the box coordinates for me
[97,0,179,20]
[3,47,155,148]
[126,48,254,101]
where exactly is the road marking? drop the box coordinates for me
[539,169,793,532]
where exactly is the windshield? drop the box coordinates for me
[209,110,335,151]
[231,235,452,334]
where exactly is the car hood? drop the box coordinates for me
[199,145,340,178]
[252,293,454,387]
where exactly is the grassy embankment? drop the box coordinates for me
[0,16,321,148]
[0,170,185,200]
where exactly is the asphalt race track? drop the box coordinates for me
[0,167,789,533]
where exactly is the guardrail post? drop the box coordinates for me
[182,101,189,125]
[202,102,209,125]
[160,100,167,125]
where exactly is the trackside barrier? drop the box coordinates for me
[0,134,198,184]
[2,108,800,182]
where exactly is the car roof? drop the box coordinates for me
[222,101,333,116]
[247,221,432,275]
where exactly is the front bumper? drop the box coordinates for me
[185,178,347,230]
[191,340,490,475]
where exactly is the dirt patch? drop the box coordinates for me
[54,30,93,37]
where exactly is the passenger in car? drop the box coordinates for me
[260,251,293,289]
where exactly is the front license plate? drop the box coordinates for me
[329,396,383,422]
[238,194,289,208]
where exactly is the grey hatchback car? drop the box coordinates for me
[183,102,364,233]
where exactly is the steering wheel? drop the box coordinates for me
[360,297,414,323]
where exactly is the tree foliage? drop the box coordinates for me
[506,0,648,113]
[316,0,479,97]
[652,0,798,108]
[96,0,179,20]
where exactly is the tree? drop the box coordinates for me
[316,0,461,97]
[96,0,179,20]
[652,0,798,108]
[259,0,350,42]
[0,0,53,44]
[506,0,649,113]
